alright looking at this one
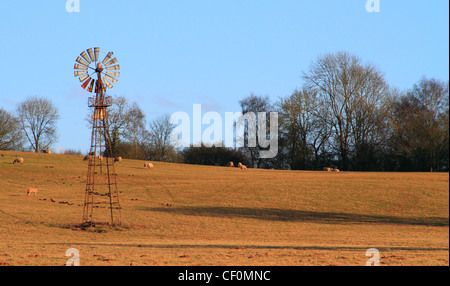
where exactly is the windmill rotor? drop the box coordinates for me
[74,47,120,92]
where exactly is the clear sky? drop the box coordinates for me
[0,0,448,153]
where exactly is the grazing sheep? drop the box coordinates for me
[240,165,247,170]
[238,162,242,168]
[41,149,51,154]
[114,157,123,163]
[323,167,331,172]
[13,158,24,164]
[83,155,91,161]
[227,161,234,167]
[333,168,340,173]
[98,155,103,161]
[27,187,39,196]
[89,151,97,156]
[144,162,154,169]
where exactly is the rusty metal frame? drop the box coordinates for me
[83,72,121,226]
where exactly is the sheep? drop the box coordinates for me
[41,149,51,154]
[237,162,242,168]
[114,157,122,163]
[83,155,91,161]
[13,158,24,164]
[323,167,331,172]
[144,162,154,169]
[240,165,247,170]
[89,151,97,156]
[98,155,103,161]
[27,187,39,196]
[333,168,340,173]
[227,161,234,167]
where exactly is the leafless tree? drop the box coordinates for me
[148,114,177,162]
[239,93,274,168]
[279,88,331,169]
[124,102,147,158]
[303,51,388,170]
[0,108,24,151]
[391,77,449,171]
[17,97,59,153]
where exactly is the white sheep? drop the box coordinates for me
[144,162,154,169]
[237,162,242,168]
[227,161,234,167]
[323,167,331,172]
[240,165,247,170]
[114,157,123,163]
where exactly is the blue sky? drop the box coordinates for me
[0,0,448,153]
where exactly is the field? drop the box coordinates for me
[0,150,448,266]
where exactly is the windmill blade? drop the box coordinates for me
[103,77,114,89]
[80,51,92,64]
[102,52,113,65]
[106,64,120,71]
[74,63,88,70]
[74,70,88,77]
[105,74,118,84]
[81,78,91,89]
[87,48,95,63]
[105,57,118,67]
[76,56,90,67]
[94,47,100,62]
[106,71,120,78]
[79,74,89,82]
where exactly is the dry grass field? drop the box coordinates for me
[0,150,448,266]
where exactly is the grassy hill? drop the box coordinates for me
[0,150,448,265]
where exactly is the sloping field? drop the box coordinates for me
[0,150,448,266]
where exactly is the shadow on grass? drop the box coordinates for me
[144,206,449,227]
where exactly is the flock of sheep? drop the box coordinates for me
[3,150,156,197]
[4,150,342,198]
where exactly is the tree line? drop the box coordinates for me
[1,51,448,171]
[182,51,449,172]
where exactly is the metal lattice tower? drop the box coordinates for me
[73,48,121,226]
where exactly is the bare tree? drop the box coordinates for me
[86,96,135,156]
[17,97,59,153]
[148,114,177,162]
[124,102,147,158]
[391,77,449,171]
[279,88,331,169]
[0,108,24,151]
[239,94,274,168]
[303,51,388,170]
[105,96,131,153]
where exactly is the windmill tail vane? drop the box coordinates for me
[73,47,122,226]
